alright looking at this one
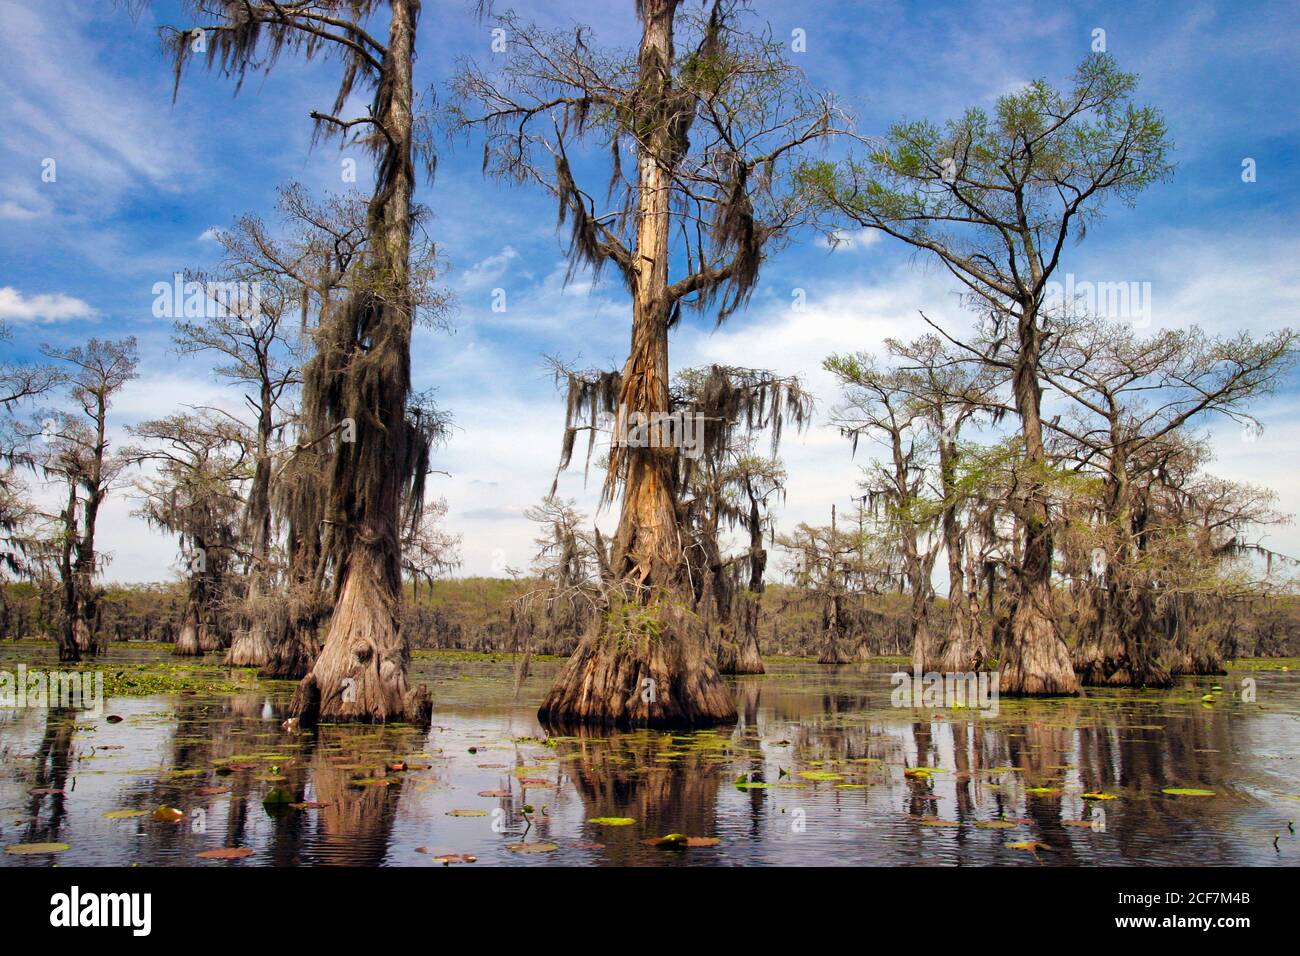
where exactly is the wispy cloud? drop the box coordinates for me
[0,286,97,323]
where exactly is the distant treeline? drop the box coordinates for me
[4,577,1297,662]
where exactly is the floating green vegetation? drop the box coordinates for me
[798,770,844,781]
[1226,658,1298,672]
[5,842,71,855]
[88,662,253,698]
[587,817,636,826]
[412,648,565,663]
[506,842,559,854]
[1161,787,1216,797]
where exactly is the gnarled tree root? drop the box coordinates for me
[538,603,736,729]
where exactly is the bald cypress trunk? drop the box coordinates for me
[1002,304,1078,695]
[228,383,275,667]
[936,438,986,672]
[289,0,430,725]
[56,483,80,663]
[538,0,734,728]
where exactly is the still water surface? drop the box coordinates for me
[2,644,1298,866]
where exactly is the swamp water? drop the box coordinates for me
[1,642,1298,866]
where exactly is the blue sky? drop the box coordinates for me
[1,0,1298,582]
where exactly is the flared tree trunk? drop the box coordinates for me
[260,621,318,681]
[936,581,982,673]
[818,628,849,664]
[289,0,430,726]
[817,596,850,664]
[198,617,223,653]
[1001,303,1078,695]
[227,621,271,667]
[732,597,765,675]
[734,629,764,674]
[538,0,734,728]
[174,605,202,657]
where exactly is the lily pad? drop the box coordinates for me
[103,809,148,820]
[197,847,254,860]
[446,809,489,817]
[1161,787,1215,797]
[587,817,636,826]
[506,841,559,854]
[1007,840,1052,852]
[643,833,721,847]
[798,770,844,781]
[1081,792,1118,801]
[5,842,71,855]
[429,852,477,864]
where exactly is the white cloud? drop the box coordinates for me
[0,199,41,220]
[0,286,97,323]
[459,245,521,290]
[821,228,882,253]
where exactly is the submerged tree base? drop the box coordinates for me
[1074,638,1174,688]
[731,632,765,675]
[226,624,270,668]
[258,625,317,681]
[286,565,431,726]
[999,605,1080,695]
[538,600,736,729]
[173,623,202,657]
[818,632,850,665]
[1166,647,1228,676]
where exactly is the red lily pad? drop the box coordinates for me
[197,847,254,860]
